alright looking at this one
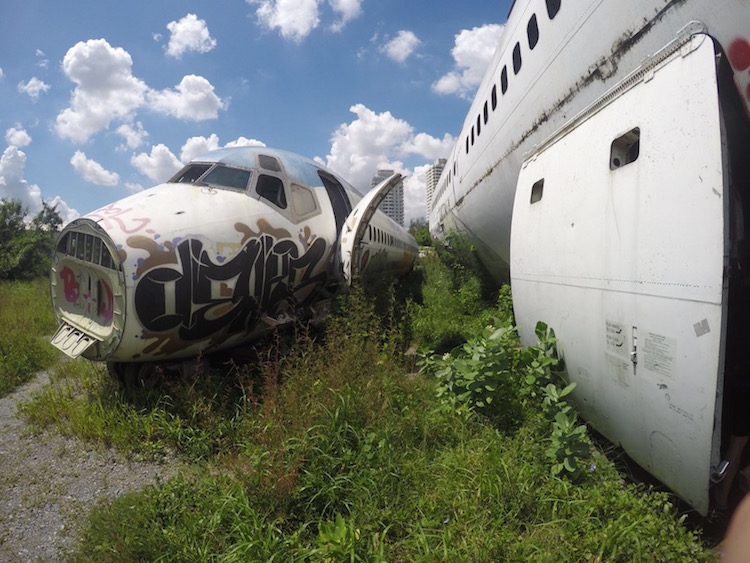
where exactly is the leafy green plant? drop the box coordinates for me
[312,514,387,563]
[421,318,591,481]
[522,322,590,480]
[421,322,523,432]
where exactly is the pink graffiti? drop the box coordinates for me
[87,201,152,234]
[60,266,80,303]
[729,38,750,72]
[98,280,114,324]
[727,38,750,101]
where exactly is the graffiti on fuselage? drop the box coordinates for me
[58,265,115,325]
[132,227,331,355]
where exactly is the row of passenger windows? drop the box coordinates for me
[465,0,561,156]
[365,224,413,251]
[433,1,562,211]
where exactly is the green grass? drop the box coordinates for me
[0,278,58,397]
[14,245,715,560]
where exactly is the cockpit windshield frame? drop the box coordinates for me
[168,162,254,192]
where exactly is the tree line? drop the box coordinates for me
[0,199,63,281]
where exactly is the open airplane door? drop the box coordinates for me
[339,173,402,285]
[510,35,726,514]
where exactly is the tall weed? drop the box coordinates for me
[0,279,58,396]
[17,268,712,560]
[410,233,499,353]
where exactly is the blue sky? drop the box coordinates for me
[0,0,510,225]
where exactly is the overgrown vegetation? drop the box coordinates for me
[409,230,502,353]
[0,279,58,397]
[0,198,62,281]
[407,217,431,247]
[15,231,713,560]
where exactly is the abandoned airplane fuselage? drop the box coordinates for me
[50,147,417,377]
[429,0,750,515]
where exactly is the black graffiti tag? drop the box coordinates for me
[134,234,330,343]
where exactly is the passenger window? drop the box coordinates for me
[256,174,288,208]
[530,179,544,204]
[513,43,522,74]
[258,154,282,172]
[477,115,481,136]
[202,165,252,191]
[491,85,497,110]
[501,66,508,94]
[527,14,539,50]
[483,101,489,124]
[466,137,470,154]
[290,183,318,216]
[610,128,640,170]
[546,0,561,19]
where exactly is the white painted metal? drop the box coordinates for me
[510,36,724,514]
[340,173,403,284]
[50,322,98,358]
[50,149,417,365]
[429,1,750,279]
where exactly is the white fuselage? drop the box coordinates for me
[430,0,750,515]
[430,0,750,278]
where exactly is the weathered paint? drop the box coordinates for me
[428,0,750,516]
[50,147,417,365]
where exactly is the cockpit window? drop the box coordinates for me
[168,163,252,191]
[201,165,252,191]
[258,154,282,172]
[169,164,212,184]
[256,174,288,209]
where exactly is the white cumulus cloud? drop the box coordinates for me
[55,39,225,143]
[400,132,454,160]
[5,127,32,148]
[116,122,148,149]
[252,0,321,43]
[18,77,50,101]
[404,163,430,225]
[382,31,421,64]
[225,136,266,148]
[323,103,453,224]
[166,13,217,58]
[325,104,412,189]
[433,24,504,98]
[180,134,221,163]
[181,134,266,163]
[70,151,120,186]
[0,146,79,224]
[147,75,225,120]
[131,144,183,183]
[55,39,148,143]
[329,0,362,32]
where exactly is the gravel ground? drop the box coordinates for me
[0,371,182,562]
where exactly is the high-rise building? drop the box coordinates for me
[371,169,404,226]
[425,158,446,218]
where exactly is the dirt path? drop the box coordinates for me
[0,371,181,562]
